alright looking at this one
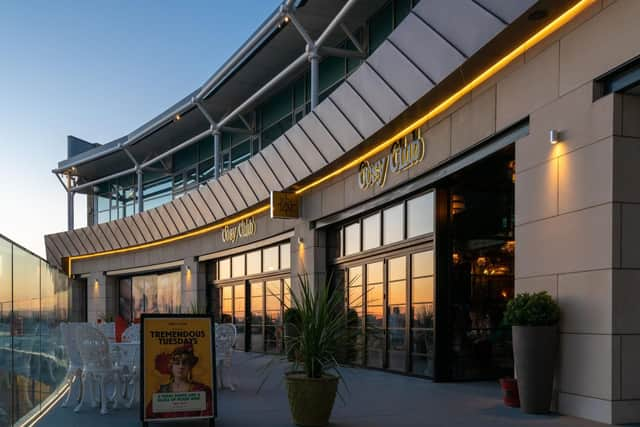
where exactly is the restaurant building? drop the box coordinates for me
[45,0,640,423]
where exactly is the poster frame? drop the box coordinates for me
[140,313,217,426]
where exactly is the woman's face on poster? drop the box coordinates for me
[171,355,191,380]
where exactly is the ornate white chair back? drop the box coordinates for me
[96,322,115,342]
[75,324,113,372]
[60,322,83,370]
[122,324,140,343]
[215,323,237,359]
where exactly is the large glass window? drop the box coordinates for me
[383,203,404,245]
[407,192,434,238]
[366,262,384,368]
[362,213,381,251]
[344,223,360,256]
[411,251,434,377]
[123,271,181,321]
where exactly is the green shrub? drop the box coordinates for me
[504,291,560,326]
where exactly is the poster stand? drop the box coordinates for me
[140,314,217,426]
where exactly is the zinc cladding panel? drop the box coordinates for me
[139,211,163,240]
[148,208,171,238]
[346,62,407,124]
[173,197,197,230]
[273,136,312,181]
[106,221,130,248]
[67,229,89,254]
[472,0,536,24]
[120,217,143,245]
[90,224,114,251]
[96,223,120,250]
[297,112,345,163]
[82,226,105,252]
[237,161,270,201]
[131,215,154,243]
[164,201,189,233]
[207,180,236,216]
[188,191,216,224]
[218,173,249,211]
[75,228,97,253]
[50,233,74,257]
[158,205,180,235]
[180,193,207,227]
[412,0,505,59]
[329,83,384,140]
[367,40,434,106]
[389,13,466,84]
[249,154,284,193]
[259,145,296,189]
[45,241,63,268]
[227,167,259,206]
[284,124,328,172]
[199,185,227,219]
[115,218,139,246]
[313,99,362,151]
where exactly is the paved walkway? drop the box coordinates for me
[38,352,614,427]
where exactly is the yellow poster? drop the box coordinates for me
[142,315,215,422]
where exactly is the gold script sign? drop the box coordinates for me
[270,191,299,219]
[221,217,256,243]
[358,130,425,190]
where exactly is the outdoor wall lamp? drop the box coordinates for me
[297,237,304,245]
[549,129,560,145]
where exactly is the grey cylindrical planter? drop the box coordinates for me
[512,325,558,414]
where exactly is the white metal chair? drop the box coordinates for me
[215,323,237,391]
[74,324,121,415]
[60,323,84,408]
[111,342,140,408]
[96,322,115,342]
[121,324,140,343]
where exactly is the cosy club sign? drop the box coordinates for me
[221,217,256,243]
[358,129,425,190]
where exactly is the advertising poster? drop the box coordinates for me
[141,314,216,424]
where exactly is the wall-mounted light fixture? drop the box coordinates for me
[297,237,304,246]
[549,129,560,145]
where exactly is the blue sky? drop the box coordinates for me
[0,0,280,256]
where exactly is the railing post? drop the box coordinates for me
[67,174,74,231]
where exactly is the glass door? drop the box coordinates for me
[250,281,264,352]
[387,256,407,372]
[365,262,384,368]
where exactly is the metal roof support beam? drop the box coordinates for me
[319,46,365,59]
[309,49,320,110]
[340,22,364,54]
[122,147,138,167]
[67,174,74,231]
[216,53,308,130]
[238,114,253,131]
[137,169,144,213]
[221,126,252,135]
[315,0,360,49]
[71,166,138,193]
[55,173,68,192]
[286,11,314,46]
[141,128,213,170]
[213,130,221,179]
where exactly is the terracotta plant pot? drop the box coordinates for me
[285,372,339,427]
[512,325,558,414]
[499,377,520,407]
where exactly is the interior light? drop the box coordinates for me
[284,15,290,23]
[175,114,181,121]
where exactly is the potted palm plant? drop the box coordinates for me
[504,291,560,414]
[284,274,347,427]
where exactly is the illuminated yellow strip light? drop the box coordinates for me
[67,0,593,276]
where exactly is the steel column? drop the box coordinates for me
[67,174,74,231]
[213,130,221,179]
[309,50,320,110]
[137,169,144,213]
